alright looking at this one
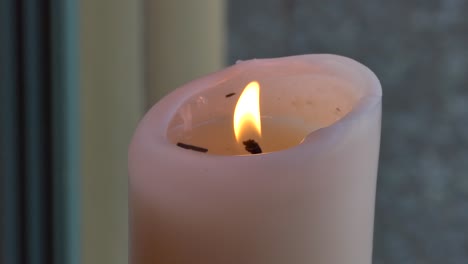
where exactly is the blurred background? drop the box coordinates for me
[1,0,467,263]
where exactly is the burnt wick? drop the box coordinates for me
[225,92,236,98]
[177,142,208,153]
[243,139,263,154]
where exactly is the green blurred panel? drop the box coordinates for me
[51,0,81,263]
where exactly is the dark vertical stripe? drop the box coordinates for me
[43,0,55,262]
[50,0,66,257]
[23,0,44,261]
[16,0,28,263]
[50,0,66,261]
[22,0,53,263]
[0,0,21,262]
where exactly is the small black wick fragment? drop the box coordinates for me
[243,139,263,154]
[225,92,236,98]
[177,142,208,153]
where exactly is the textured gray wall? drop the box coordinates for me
[228,1,468,263]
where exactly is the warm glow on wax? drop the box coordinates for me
[233,81,262,143]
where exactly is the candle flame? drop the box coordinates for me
[233,81,262,143]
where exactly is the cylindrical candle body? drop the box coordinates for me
[129,54,382,264]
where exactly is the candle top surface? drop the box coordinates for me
[130,54,381,158]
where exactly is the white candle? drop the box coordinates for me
[129,54,382,264]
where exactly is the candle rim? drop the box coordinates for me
[130,54,382,161]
